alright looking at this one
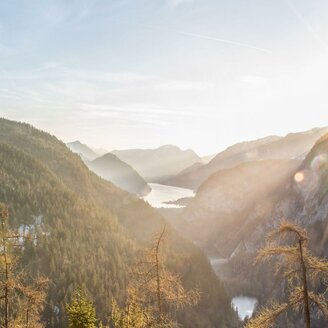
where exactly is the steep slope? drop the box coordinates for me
[0,141,134,324]
[87,153,151,196]
[112,145,202,180]
[254,133,328,253]
[67,140,99,160]
[177,159,300,257]
[165,128,327,190]
[232,132,328,258]
[0,118,238,328]
[215,134,328,327]
[202,154,216,164]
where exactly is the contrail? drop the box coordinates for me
[140,24,271,54]
[178,31,271,54]
[285,0,328,51]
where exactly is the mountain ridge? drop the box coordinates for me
[87,153,151,196]
[66,140,99,160]
[0,117,238,328]
[163,127,328,190]
[112,144,202,181]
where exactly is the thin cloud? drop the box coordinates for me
[285,0,328,51]
[179,31,271,54]
[141,24,271,54]
[79,103,201,118]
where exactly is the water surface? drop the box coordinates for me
[231,296,258,320]
[143,183,194,208]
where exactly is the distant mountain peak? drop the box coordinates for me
[112,145,202,180]
[162,127,328,190]
[66,140,98,161]
[88,153,151,196]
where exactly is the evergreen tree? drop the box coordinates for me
[246,221,328,328]
[0,203,48,328]
[111,288,152,328]
[111,226,200,327]
[66,288,97,328]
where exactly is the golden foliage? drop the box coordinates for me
[112,226,200,327]
[246,220,328,328]
[0,203,48,328]
[245,302,289,328]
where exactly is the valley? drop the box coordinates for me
[1,118,328,327]
[1,2,328,326]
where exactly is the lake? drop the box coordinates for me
[231,296,258,320]
[143,183,195,208]
[209,258,258,321]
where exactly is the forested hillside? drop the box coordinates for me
[87,153,151,196]
[0,118,238,327]
[215,133,328,327]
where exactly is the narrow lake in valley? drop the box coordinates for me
[143,183,195,208]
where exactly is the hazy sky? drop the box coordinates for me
[1,0,328,155]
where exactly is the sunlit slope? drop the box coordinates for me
[165,128,327,190]
[214,133,328,327]
[179,159,300,256]
[0,118,238,328]
[0,141,134,325]
[271,133,328,252]
[242,132,328,254]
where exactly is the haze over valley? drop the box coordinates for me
[1,1,328,327]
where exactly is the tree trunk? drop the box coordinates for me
[299,238,311,328]
[1,220,9,328]
[26,308,29,328]
[155,227,166,324]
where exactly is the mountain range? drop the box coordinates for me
[222,132,328,327]
[112,145,202,181]
[67,141,150,196]
[165,127,328,327]
[0,118,238,328]
[66,141,204,195]
[163,127,328,190]
[2,117,328,327]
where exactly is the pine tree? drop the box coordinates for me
[0,202,48,328]
[19,276,49,328]
[111,288,152,328]
[246,220,328,328]
[132,226,199,327]
[66,288,97,328]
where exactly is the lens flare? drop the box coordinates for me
[294,169,319,192]
[311,154,328,172]
[294,171,305,183]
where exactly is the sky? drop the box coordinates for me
[0,0,328,155]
